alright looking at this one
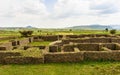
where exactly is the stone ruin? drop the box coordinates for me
[0,34,120,64]
[44,34,120,63]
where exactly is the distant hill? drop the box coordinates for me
[26,25,36,29]
[67,25,113,30]
[0,25,36,30]
[112,25,120,29]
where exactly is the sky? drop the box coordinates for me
[0,0,120,28]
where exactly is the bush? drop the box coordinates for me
[110,29,116,34]
[19,31,33,37]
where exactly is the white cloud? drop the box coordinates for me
[0,0,49,27]
[52,0,120,18]
[0,0,120,28]
[53,0,90,18]
[90,0,120,15]
[0,0,48,17]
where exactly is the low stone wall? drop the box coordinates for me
[62,37,114,44]
[1,50,120,64]
[101,47,112,51]
[33,35,59,42]
[77,43,100,51]
[115,43,120,50]
[34,46,46,49]
[0,52,21,58]
[111,38,120,43]
[66,34,96,38]
[18,38,30,46]
[62,43,120,52]
[49,45,58,52]
[62,43,100,52]
[39,35,58,41]
[10,40,18,46]
[4,57,44,64]
[44,51,120,63]
[84,51,120,61]
[0,52,44,64]
[62,44,75,52]
[0,36,18,40]
[58,35,63,40]
[62,38,90,44]
[66,34,112,38]
[24,46,46,50]
[0,42,13,50]
[101,43,116,50]
[44,52,84,63]
[0,52,21,63]
[29,37,34,43]
[90,38,111,43]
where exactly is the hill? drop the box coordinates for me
[67,25,113,30]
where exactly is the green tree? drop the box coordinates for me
[19,30,33,37]
[105,28,108,32]
[69,29,72,31]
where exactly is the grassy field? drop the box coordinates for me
[0,29,119,37]
[0,29,120,75]
[0,61,120,75]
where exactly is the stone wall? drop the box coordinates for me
[62,43,100,52]
[90,38,111,43]
[77,43,100,51]
[115,43,120,50]
[62,43,120,52]
[49,45,58,52]
[44,52,84,63]
[101,43,116,50]
[44,51,120,63]
[18,38,30,46]
[0,42,13,50]
[84,51,120,61]
[62,44,75,52]
[39,35,58,41]
[62,37,114,44]
[0,52,21,63]
[111,38,120,43]
[24,46,46,50]
[66,34,112,39]
[0,36,18,40]
[4,57,44,64]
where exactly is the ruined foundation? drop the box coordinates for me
[0,34,120,64]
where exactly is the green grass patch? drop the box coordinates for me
[20,48,43,57]
[29,41,51,46]
[0,40,10,43]
[0,61,120,75]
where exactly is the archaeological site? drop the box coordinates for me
[1,34,120,64]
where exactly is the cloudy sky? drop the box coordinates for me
[0,0,120,28]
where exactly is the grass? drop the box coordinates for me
[0,61,120,75]
[0,29,120,75]
[7,48,43,57]
[0,29,120,37]
[29,41,51,46]
[20,48,43,57]
[0,40,10,43]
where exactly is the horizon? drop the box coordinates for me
[0,0,120,28]
[0,24,119,29]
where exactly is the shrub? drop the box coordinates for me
[19,31,33,37]
[69,29,72,31]
[110,29,116,34]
